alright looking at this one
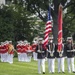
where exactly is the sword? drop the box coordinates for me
[67,49,75,52]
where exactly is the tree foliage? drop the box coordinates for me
[23,0,75,42]
[0,3,42,43]
[0,0,75,43]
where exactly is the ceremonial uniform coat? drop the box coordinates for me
[55,44,66,58]
[64,43,74,58]
[36,44,46,59]
[46,43,55,58]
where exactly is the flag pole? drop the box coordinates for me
[48,0,52,36]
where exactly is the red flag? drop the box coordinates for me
[44,7,52,47]
[57,4,63,52]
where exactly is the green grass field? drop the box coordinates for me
[0,57,75,75]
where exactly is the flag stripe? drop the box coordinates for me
[44,6,52,47]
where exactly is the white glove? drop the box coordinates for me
[37,50,41,53]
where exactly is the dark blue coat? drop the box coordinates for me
[35,44,46,59]
[64,43,75,58]
[46,43,55,58]
[55,44,66,58]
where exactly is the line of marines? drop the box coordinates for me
[0,36,75,74]
[16,40,37,62]
[0,41,14,64]
[35,36,75,74]
[0,40,37,63]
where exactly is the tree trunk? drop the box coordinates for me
[53,15,58,44]
[52,0,59,44]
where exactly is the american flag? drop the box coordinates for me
[44,7,52,47]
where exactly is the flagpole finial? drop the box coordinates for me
[59,4,63,12]
[59,3,63,8]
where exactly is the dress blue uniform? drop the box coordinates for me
[64,37,75,73]
[46,41,55,73]
[55,43,66,73]
[36,38,46,74]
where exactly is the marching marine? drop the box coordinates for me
[35,38,46,74]
[64,37,75,73]
[32,41,37,61]
[55,39,65,73]
[7,41,14,64]
[46,36,55,73]
[0,41,8,62]
[26,42,33,62]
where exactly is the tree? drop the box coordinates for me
[0,3,44,43]
[1,0,75,43]
[0,5,14,42]
[63,0,75,39]
[21,0,75,43]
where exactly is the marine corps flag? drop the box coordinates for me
[57,4,63,52]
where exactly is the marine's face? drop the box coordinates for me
[39,40,42,44]
[68,39,72,43]
[48,39,53,43]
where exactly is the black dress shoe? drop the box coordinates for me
[73,71,75,73]
[43,72,45,74]
[52,72,54,74]
[62,72,65,73]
